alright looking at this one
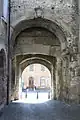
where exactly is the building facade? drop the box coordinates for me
[22,64,51,89]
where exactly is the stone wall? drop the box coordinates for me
[0,18,7,109]
[10,0,78,59]
[10,0,78,39]
[0,0,77,104]
[14,27,60,56]
[0,49,7,109]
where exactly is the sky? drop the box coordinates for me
[3,0,8,19]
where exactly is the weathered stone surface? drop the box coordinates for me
[0,0,79,108]
[75,67,80,76]
[14,27,60,56]
[8,0,80,104]
[0,49,7,109]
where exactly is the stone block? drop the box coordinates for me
[70,61,78,68]
[75,67,80,76]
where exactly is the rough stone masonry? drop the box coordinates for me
[0,0,79,111]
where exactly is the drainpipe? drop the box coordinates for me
[7,0,11,105]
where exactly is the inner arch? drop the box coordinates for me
[11,18,67,52]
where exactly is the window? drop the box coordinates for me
[29,64,34,71]
[40,77,46,87]
[41,65,45,71]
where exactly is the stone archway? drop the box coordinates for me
[10,18,70,102]
[12,55,55,100]
[11,18,67,54]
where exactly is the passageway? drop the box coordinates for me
[18,63,51,103]
[0,1,80,120]
[0,100,80,120]
[11,21,70,103]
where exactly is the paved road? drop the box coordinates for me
[0,100,80,120]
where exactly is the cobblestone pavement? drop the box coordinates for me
[0,100,80,120]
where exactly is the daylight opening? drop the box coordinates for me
[18,63,51,104]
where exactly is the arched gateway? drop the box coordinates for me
[10,18,70,102]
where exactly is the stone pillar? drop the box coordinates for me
[56,58,63,100]
[55,63,59,100]
[53,58,57,100]
[14,56,17,85]
[11,57,16,100]
[15,63,19,100]
[12,57,20,100]
[4,51,7,104]
[62,55,70,102]
[19,65,22,100]
[51,64,54,99]
[69,45,80,103]
[51,57,57,100]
